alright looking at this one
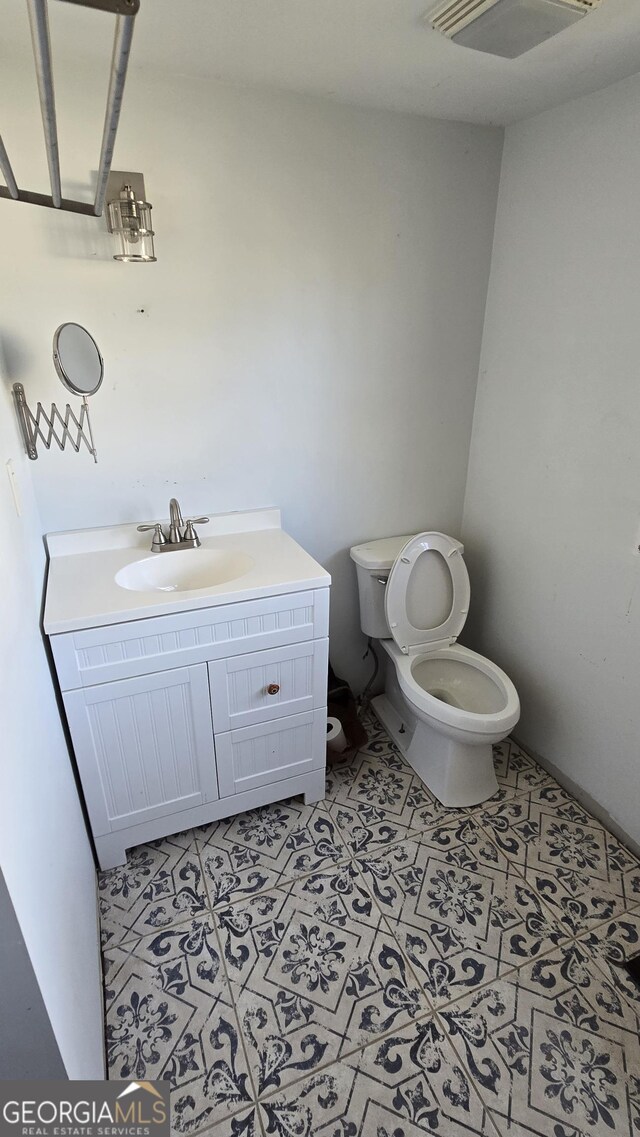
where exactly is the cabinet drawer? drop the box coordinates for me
[51,588,330,690]
[209,638,328,731]
[216,709,326,798]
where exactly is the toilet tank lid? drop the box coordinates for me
[350,534,417,571]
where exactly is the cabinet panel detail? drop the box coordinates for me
[209,638,328,731]
[216,709,326,797]
[63,665,217,835]
[52,589,329,690]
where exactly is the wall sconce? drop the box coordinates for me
[105,170,156,262]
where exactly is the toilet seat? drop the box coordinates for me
[382,640,521,739]
[385,532,471,655]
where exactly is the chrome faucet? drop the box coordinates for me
[138,497,210,552]
[169,497,184,544]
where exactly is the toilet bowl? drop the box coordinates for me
[350,531,520,807]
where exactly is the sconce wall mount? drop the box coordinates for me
[106,170,156,261]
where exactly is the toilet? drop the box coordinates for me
[350,532,520,807]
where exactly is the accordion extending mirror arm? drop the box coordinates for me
[12,384,98,462]
[12,322,103,462]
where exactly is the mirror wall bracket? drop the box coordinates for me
[12,323,104,463]
[12,383,98,463]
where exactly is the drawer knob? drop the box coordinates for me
[266,683,280,695]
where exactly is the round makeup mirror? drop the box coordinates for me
[53,323,104,397]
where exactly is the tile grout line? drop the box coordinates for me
[252,1000,441,1110]
[330,805,572,1018]
[478,775,640,860]
[191,760,456,1113]
[207,846,439,1108]
[115,742,552,942]
[335,789,640,1016]
[468,809,581,938]
[243,985,506,1137]
[433,1003,508,1137]
[102,840,260,1132]
[99,773,632,960]
[105,806,640,1052]
[100,774,600,1071]
[571,903,640,996]
[430,902,640,1137]
[245,980,508,1136]
[471,801,640,947]
[97,729,640,1134]
[191,837,272,1130]
[100,818,368,1118]
[104,903,210,952]
[425,914,597,1137]
[100,795,349,948]
[316,773,483,1022]
[424,810,640,1137]
[191,811,435,1114]
[170,838,263,1136]
[98,838,212,951]
[201,843,355,912]
[350,819,579,1017]
[197,799,354,912]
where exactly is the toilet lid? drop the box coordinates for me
[384,532,471,654]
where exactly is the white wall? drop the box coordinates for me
[0,58,503,688]
[462,72,640,844]
[0,384,104,1077]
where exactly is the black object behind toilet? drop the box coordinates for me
[327,663,368,756]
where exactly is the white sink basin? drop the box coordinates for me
[115,548,254,593]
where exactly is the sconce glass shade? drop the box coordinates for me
[107,184,156,262]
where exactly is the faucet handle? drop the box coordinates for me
[189,517,209,525]
[137,523,167,549]
[183,519,206,545]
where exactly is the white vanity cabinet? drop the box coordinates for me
[50,587,330,870]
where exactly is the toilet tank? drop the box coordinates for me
[350,535,416,638]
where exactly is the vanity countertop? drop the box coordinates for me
[44,508,330,635]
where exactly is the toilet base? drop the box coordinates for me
[407,718,497,807]
[371,691,499,808]
[371,692,416,755]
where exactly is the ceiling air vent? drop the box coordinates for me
[428,0,602,58]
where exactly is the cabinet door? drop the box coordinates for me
[208,639,329,731]
[216,709,326,798]
[63,664,218,837]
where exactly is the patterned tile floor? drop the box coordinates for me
[98,713,640,1137]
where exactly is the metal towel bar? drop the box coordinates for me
[0,0,140,216]
[0,135,19,199]
[27,0,62,207]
